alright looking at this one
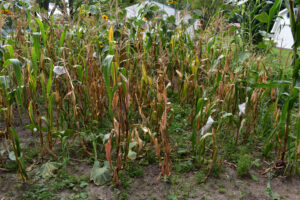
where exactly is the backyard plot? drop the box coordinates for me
[0,0,300,199]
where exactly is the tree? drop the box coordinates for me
[36,0,50,11]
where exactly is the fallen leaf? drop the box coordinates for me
[38,162,60,178]
[90,161,112,186]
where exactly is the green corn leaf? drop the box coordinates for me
[296,117,300,157]
[36,18,47,47]
[9,128,28,181]
[267,0,282,32]
[73,65,83,82]
[196,98,204,113]
[31,47,37,76]
[48,92,56,124]
[4,59,22,86]
[10,127,21,156]
[4,59,24,109]
[252,80,291,89]
[40,73,46,99]
[285,0,296,39]
[3,45,14,58]
[255,12,268,24]
[47,63,54,97]
[295,22,300,48]
[103,54,114,118]
[0,76,10,88]
[33,31,41,60]
[60,27,68,48]
[31,47,38,90]
[27,10,31,30]
[212,54,225,70]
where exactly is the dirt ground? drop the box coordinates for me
[1,114,300,200]
[1,160,300,200]
[87,166,300,200]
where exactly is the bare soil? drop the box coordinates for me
[1,160,300,200]
[1,115,300,200]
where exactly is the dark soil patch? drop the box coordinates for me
[1,161,300,200]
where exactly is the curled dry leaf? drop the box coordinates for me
[133,128,143,153]
[238,101,247,116]
[53,66,66,76]
[105,131,114,170]
[201,116,214,136]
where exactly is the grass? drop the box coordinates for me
[20,168,89,200]
[271,48,293,62]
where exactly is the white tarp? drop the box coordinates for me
[271,8,295,49]
[49,3,62,15]
[125,0,191,25]
[186,19,201,37]
[48,0,70,16]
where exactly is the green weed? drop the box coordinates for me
[237,154,252,177]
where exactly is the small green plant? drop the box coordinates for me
[194,171,205,183]
[237,154,252,177]
[119,191,129,200]
[175,160,194,173]
[151,196,157,200]
[118,171,132,189]
[168,194,178,200]
[265,172,280,200]
[209,162,222,178]
[218,188,226,194]
[169,174,179,185]
[223,138,239,162]
[127,163,144,178]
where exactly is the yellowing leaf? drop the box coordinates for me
[38,162,60,178]
[109,25,114,43]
